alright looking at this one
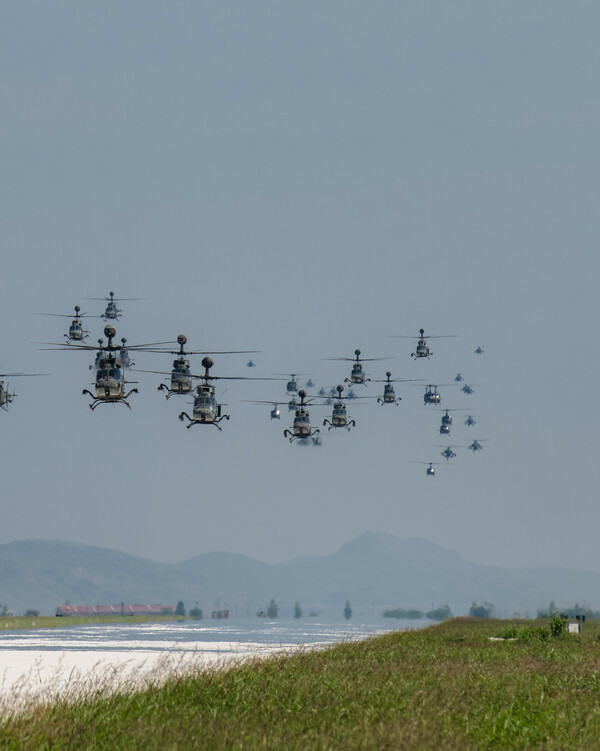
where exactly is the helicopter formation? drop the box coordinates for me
[14,308,489,470]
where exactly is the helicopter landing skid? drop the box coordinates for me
[82,388,139,411]
[322,419,356,431]
[284,428,320,444]
[178,412,230,430]
[158,383,188,400]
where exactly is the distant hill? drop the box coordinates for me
[1,534,599,617]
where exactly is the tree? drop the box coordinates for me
[344,600,352,620]
[469,601,495,619]
[267,598,278,618]
[294,601,303,618]
[189,606,203,619]
[24,609,40,617]
[426,605,452,622]
[175,601,186,616]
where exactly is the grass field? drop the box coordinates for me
[0,614,192,630]
[1,617,599,749]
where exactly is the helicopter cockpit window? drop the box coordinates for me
[109,368,121,379]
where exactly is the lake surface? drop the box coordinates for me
[0,615,429,707]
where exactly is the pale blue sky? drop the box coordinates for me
[1,2,599,576]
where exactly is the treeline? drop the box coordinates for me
[383,605,452,622]
[537,601,600,620]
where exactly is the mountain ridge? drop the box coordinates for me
[0,534,598,617]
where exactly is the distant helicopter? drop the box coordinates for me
[413,461,442,476]
[468,438,488,452]
[239,400,282,420]
[437,408,468,435]
[246,361,256,368]
[328,349,387,386]
[178,358,279,429]
[322,385,357,431]
[0,372,48,411]
[461,384,475,395]
[474,346,485,355]
[136,335,258,400]
[439,446,458,461]
[283,389,320,444]
[373,371,419,405]
[423,384,443,405]
[392,328,457,359]
[464,415,477,427]
[454,373,464,382]
[39,305,99,342]
[85,291,145,321]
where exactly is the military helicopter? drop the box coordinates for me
[136,335,258,400]
[474,346,485,355]
[283,389,320,444]
[276,374,312,395]
[468,438,488,452]
[413,461,443,476]
[454,373,464,382]
[322,385,357,431]
[392,328,457,359]
[438,408,468,435]
[328,349,387,386]
[177,357,280,429]
[39,305,99,342]
[40,326,170,410]
[423,384,449,405]
[464,415,477,427]
[85,291,145,321]
[0,372,48,411]
[374,371,420,405]
[461,383,475,395]
[439,446,458,461]
[239,400,282,420]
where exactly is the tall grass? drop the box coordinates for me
[2,618,600,749]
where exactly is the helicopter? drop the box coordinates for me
[392,328,457,359]
[239,400,283,420]
[374,371,420,405]
[246,360,256,368]
[413,461,443,476]
[468,438,488,452]
[423,384,445,405]
[39,326,171,410]
[439,446,458,461]
[328,349,387,386]
[84,291,144,321]
[283,389,320,444]
[135,335,258,400]
[437,408,468,435]
[0,372,48,411]
[322,385,357,431]
[177,357,280,429]
[461,384,475,395]
[474,346,485,355]
[39,305,99,342]
[454,373,464,382]
[276,374,312,395]
[464,415,477,427]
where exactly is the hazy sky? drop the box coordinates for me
[2,2,599,576]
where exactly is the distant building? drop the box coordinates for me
[55,603,175,617]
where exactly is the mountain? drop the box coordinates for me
[1,534,599,617]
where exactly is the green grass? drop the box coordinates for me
[0,614,193,631]
[2,617,600,749]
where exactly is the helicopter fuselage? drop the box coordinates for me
[178,383,230,429]
[0,382,13,411]
[323,402,356,431]
[378,383,399,405]
[346,364,368,385]
[103,303,120,320]
[284,407,320,443]
[67,319,88,342]
[412,340,431,359]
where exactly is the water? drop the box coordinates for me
[0,615,428,706]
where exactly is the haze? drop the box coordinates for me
[1,2,598,574]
